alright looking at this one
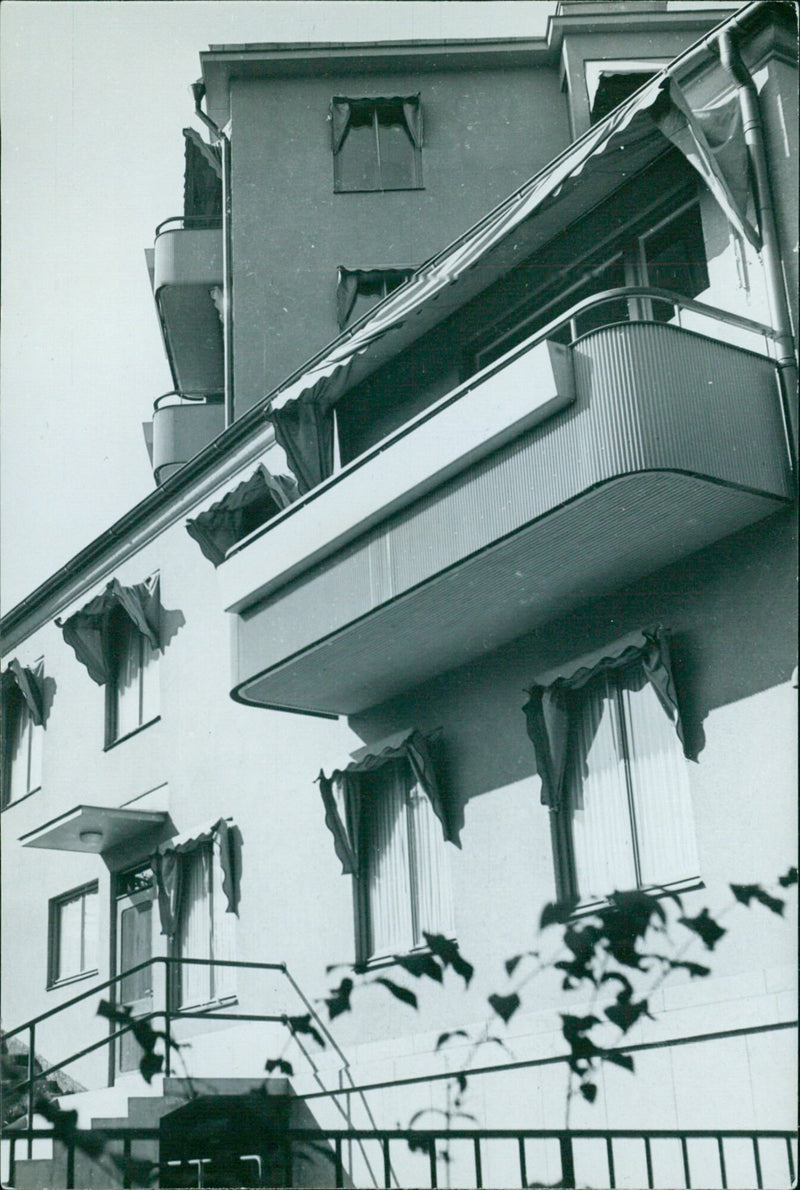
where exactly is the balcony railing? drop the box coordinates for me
[219,288,791,717]
[149,391,225,485]
[152,218,223,398]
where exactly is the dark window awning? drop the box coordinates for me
[522,626,687,811]
[1,658,45,726]
[151,816,242,937]
[56,576,161,686]
[185,465,299,565]
[331,95,422,154]
[318,728,458,876]
[183,127,222,222]
[267,74,756,493]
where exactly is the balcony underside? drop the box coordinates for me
[229,322,792,717]
[233,472,787,716]
[153,227,223,396]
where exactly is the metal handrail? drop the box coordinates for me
[153,390,223,412]
[154,215,222,239]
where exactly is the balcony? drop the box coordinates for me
[152,217,223,397]
[148,393,225,486]
[219,291,792,717]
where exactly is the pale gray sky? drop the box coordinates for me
[1,1,563,612]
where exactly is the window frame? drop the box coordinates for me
[552,660,700,909]
[173,840,237,1011]
[104,608,161,749]
[2,659,45,808]
[354,757,453,966]
[469,184,705,375]
[47,881,100,989]
[332,96,423,194]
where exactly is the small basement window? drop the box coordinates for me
[332,96,422,192]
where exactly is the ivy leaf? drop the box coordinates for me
[599,972,634,998]
[605,998,651,1033]
[579,1081,597,1103]
[454,1072,468,1095]
[423,934,474,986]
[604,1049,634,1073]
[778,867,798,888]
[669,959,711,979]
[139,1051,163,1084]
[372,977,418,1010]
[488,992,521,1023]
[285,1014,326,1048]
[540,900,578,929]
[505,955,523,977]
[678,908,726,950]
[324,977,354,1021]
[730,884,785,916]
[394,952,443,983]
[436,1030,468,1051]
[265,1058,294,1077]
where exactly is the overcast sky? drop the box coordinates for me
[0,1,565,612]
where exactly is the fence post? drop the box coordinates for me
[164,962,172,1078]
[559,1135,576,1189]
[26,1024,35,1159]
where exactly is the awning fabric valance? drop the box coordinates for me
[268,74,756,493]
[331,95,422,154]
[185,465,299,565]
[1,658,45,726]
[318,729,457,875]
[522,627,687,811]
[152,816,242,937]
[337,267,415,330]
[56,576,161,687]
[183,127,222,221]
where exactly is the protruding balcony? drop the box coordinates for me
[152,216,224,397]
[219,291,792,717]
[148,392,225,486]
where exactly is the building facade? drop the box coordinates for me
[2,3,797,1188]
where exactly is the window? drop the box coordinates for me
[175,839,237,1009]
[337,267,415,329]
[332,96,422,193]
[357,759,453,962]
[2,661,44,807]
[106,607,160,745]
[471,193,708,374]
[48,883,99,986]
[556,663,699,903]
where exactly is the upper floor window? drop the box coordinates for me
[337,267,416,329]
[332,96,422,193]
[106,607,160,746]
[1,659,45,808]
[525,630,699,907]
[48,882,99,987]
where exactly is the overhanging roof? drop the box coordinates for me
[20,805,171,854]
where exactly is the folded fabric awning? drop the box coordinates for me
[268,71,756,493]
[183,127,222,221]
[522,627,687,811]
[56,576,161,686]
[152,816,242,937]
[185,465,299,565]
[1,658,45,726]
[318,728,458,875]
[331,95,422,154]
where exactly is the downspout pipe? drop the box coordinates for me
[192,81,235,429]
[714,25,798,458]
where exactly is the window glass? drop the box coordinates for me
[176,841,236,1007]
[6,696,32,805]
[107,610,159,744]
[337,105,380,192]
[378,105,416,190]
[334,99,421,193]
[641,203,709,316]
[50,884,98,984]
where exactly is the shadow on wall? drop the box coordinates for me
[350,507,797,809]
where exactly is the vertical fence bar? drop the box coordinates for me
[517,1137,527,1189]
[752,1137,763,1190]
[606,1136,616,1189]
[559,1136,576,1190]
[473,1136,483,1189]
[717,1136,727,1189]
[283,1137,293,1187]
[680,1136,691,1188]
[382,1137,391,1189]
[123,1134,132,1190]
[26,1024,35,1159]
[164,962,172,1078]
[786,1137,795,1186]
[66,1135,76,1189]
[644,1137,654,1189]
[334,1138,343,1189]
[429,1137,438,1188]
[9,1136,16,1187]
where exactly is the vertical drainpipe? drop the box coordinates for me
[715,25,798,458]
[192,81,235,427]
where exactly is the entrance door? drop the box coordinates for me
[115,867,156,1074]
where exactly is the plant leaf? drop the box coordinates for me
[678,908,726,950]
[435,1030,468,1051]
[540,900,578,929]
[265,1058,294,1076]
[394,952,443,982]
[778,867,798,888]
[730,884,785,915]
[285,1014,326,1048]
[579,1081,597,1103]
[605,998,651,1033]
[488,992,520,1023]
[324,977,354,1020]
[372,977,418,1009]
[604,1049,634,1073]
[505,955,523,977]
[422,934,474,986]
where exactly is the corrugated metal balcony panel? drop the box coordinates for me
[231,323,791,715]
[153,227,222,290]
[153,227,224,397]
[152,402,226,486]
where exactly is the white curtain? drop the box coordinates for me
[140,632,160,724]
[57,895,84,980]
[409,776,454,941]
[114,617,160,738]
[7,699,31,804]
[622,669,699,886]
[568,673,637,901]
[363,762,414,958]
[82,887,98,973]
[178,847,213,1007]
[211,832,237,1000]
